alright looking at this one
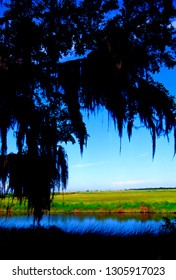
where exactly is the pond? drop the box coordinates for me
[0,213,174,236]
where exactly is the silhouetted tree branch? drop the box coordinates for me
[0,0,175,220]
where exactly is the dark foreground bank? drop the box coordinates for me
[0,226,175,260]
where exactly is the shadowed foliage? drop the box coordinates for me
[1,223,176,260]
[0,0,175,220]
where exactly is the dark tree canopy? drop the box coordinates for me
[0,0,176,220]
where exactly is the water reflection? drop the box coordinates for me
[0,213,172,236]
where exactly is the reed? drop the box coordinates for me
[0,222,176,260]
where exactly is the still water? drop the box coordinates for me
[0,213,173,236]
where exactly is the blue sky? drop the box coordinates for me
[61,67,176,191]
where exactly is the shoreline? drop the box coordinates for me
[0,208,176,216]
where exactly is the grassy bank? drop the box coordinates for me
[1,189,176,214]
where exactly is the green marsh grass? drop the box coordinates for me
[0,189,176,214]
[49,189,176,213]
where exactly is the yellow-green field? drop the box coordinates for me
[50,189,176,213]
[1,189,176,214]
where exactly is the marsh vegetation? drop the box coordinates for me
[1,189,176,214]
[1,220,176,260]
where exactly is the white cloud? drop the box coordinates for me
[111,179,159,186]
[71,161,106,168]
[137,152,148,158]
